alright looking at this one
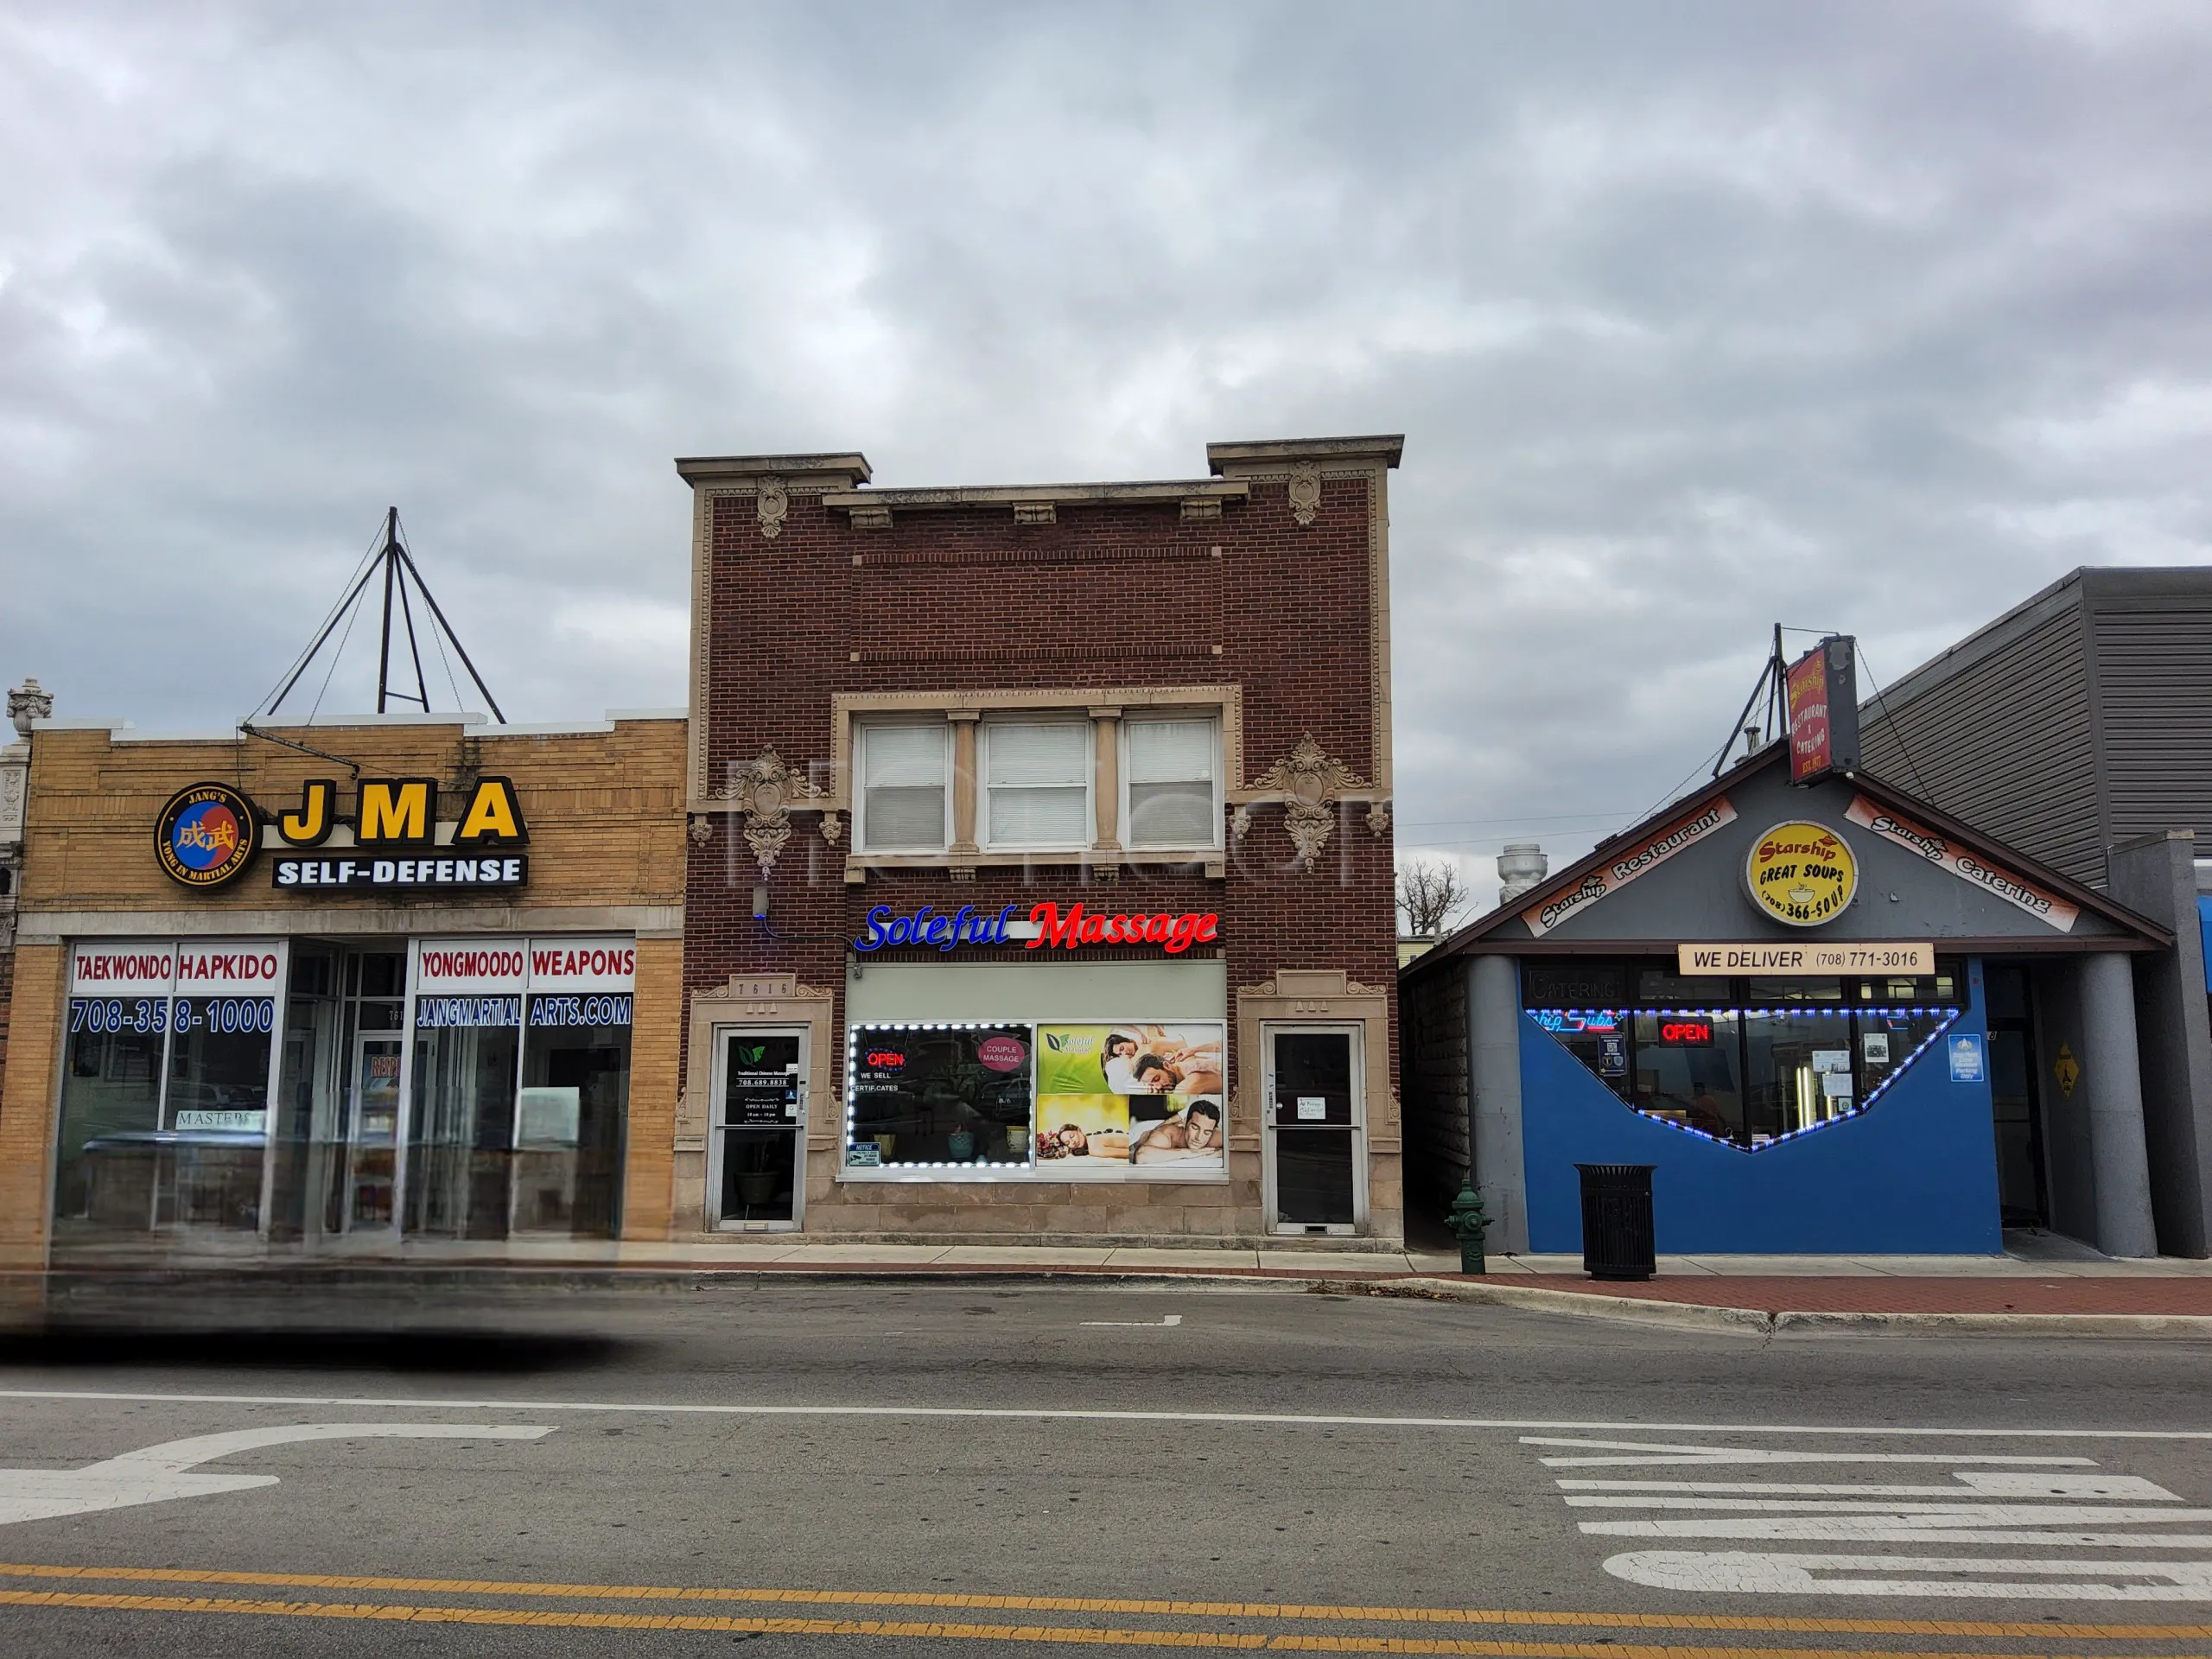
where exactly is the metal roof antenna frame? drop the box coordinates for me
[248,507,507,732]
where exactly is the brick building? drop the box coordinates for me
[675,436,1405,1246]
[0,711,685,1268]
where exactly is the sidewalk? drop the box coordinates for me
[24,1231,2212,1334]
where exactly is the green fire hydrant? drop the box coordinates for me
[1444,1179,1490,1275]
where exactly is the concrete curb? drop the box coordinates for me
[8,1267,2212,1338]
[1363,1277,1776,1334]
[1369,1277,2212,1337]
[1768,1307,2212,1337]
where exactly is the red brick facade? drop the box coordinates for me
[677,437,1404,1245]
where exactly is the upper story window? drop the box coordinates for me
[857,722,950,852]
[1125,716,1220,849]
[984,720,1090,850]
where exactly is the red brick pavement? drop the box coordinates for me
[1482,1274,2212,1316]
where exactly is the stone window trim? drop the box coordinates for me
[1235,969,1401,1162]
[689,685,1243,880]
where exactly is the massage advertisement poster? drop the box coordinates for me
[1033,1022,1226,1178]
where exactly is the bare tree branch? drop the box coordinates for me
[1396,855,1474,937]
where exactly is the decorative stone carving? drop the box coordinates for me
[1286,463,1322,527]
[716,746,823,875]
[1012,501,1056,524]
[756,477,790,539]
[820,811,842,846]
[1248,734,1373,873]
[0,760,24,838]
[849,504,892,531]
[688,814,714,846]
[693,973,833,1006]
[9,677,53,739]
[1230,804,1253,844]
[1366,801,1391,836]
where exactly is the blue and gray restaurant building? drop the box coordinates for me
[1399,747,2187,1258]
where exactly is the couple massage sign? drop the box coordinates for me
[847,1022,1227,1177]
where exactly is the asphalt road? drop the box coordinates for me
[1,1278,2210,1656]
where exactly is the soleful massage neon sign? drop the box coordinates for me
[853,900,1220,956]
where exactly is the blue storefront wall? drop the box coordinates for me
[1517,960,2002,1255]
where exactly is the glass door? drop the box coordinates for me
[1985,963,2048,1228]
[345,1033,404,1230]
[711,1030,807,1229]
[1264,1026,1363,1235]
[312,947,409,1243]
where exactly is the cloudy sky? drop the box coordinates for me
[5,1,2209,912]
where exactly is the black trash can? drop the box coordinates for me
[1575,1163,1656,1281]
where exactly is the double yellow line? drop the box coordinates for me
[0,1563,2202,1653]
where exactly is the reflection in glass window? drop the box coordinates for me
[848,1024,1034,1167]
[984,721,1089,849]
[514,994,632,1236]
[1523,963,1628,1009]
[54,998,168,1231]
[860,723,950,850]
[1125,718,1219,849]
[1532,1000,1961,1152]
[407,1003,521,1240]
[1630,1013,1745,1141]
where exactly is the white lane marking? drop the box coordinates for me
[1079,1314,1183,1327]
[1581,1521,2212,1545]
[1605,1550,2212,1599]
[1529,1437,2101,1465]
[0,1423,550,1525]
[1559,1475,2179,1497]
[1533,1432,2212,1598]
[1566,1498,2212,1522]
[3,1389,2211,1438]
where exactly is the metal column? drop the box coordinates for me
[2081,950,2158,1258]
[1468,954,1529,1255]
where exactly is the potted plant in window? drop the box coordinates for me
[924,1055,1027,1163]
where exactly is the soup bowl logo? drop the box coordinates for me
[155,782,260,889]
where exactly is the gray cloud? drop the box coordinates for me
[3,1,2208,908]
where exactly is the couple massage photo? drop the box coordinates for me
[1097,1029,1223,1098]
[1034,1025,1226,1167]
[1039,1097,1222,1165]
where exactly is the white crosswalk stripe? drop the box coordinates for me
[1526,1433,2212,1600]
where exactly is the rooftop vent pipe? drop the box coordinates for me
[1497,842,1548,904]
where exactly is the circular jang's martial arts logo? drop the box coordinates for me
[155,782,260,889]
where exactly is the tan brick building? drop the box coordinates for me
[0,711,684,1268]
[677,436,1405,1247]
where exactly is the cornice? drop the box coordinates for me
[675,453,872,488]
[1205,435,1404,475]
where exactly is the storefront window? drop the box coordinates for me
[54,935,633,1250]
[55,997,168,1232]
[407,1001,521,1238]
[849,1023,1034,1167]
[515,993,631,1235]
[1629,1012,1745,1141]
[846,1020,1228,1178]
[54,939,285,1243]
[1527,956,1963,1151]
